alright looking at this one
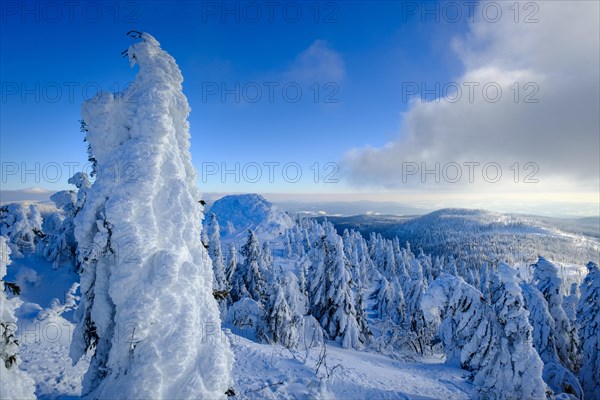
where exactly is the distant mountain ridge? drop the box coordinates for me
[316,208,599,269]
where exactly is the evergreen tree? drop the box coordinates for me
[0,237,36,399]
[225,243,237,290]
[480,264,546,399]
[405,256,430,354]
[423,265,547,399]
[267,284,296,347]
[69,34,232,398]
[206,213,226,291]
[310,223,369,349]
[576,261,600,399]
[422,273,489,369]
[375,277,405,325]
[532,257,577,370]
[236,230,266,303]
[521,283,582,398]
[562,282,579,324]
[0,203,43,257]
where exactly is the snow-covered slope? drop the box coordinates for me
[228,331,471,399]
[208,194,294,241]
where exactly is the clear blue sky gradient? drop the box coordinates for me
[1,1,468,193]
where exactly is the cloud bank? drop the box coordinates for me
[342,1,599,196]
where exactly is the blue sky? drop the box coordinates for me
[1,1,598,216]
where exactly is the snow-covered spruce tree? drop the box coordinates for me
[0,237,36,399]
[445,255,458,276]
[282,271,308,317]
[225,243,237,292]
[521,283,582,398]
[343,229,366,290]
[421,273,489,369]
[375,277,405,324]
[393,241,410,292]
[69,33,233,398]
[206,213,226,292]
[261,272,307,349]
[479,262,490,299]
[266,283,296,347]
[297,259,309,299]
[562,282,579,324]
[232,230,266,303]
[417,248,433,284]
[41,190,77,267]
[319,224,369,349]
[372,275,406,353]
[42,173,90,270]
[381,241,396,279]
[532,257,577,371]
[480,264,546,399]
[405,256,430,354]
[423,266,547,399]
[307,239,327,320]
[0,203,43,258]
[577,261,600,399]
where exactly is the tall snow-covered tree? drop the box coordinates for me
[310,223,369,349]
[233,230,266,303]
[479,262,490,298]
[562,282,579,324]
[521,283,582,398]
[577,261,600,399]
[326,225,369,348]
[532,257,577,371]
[404,256,430,354]
[375,277,405,325]
[206,213,226,291]
[421,273,490,369]
[266,283,296,347]
[281,271,308,317]
[69,33,232,398]
[481,264,546,399]
[225,243,237,290]
[423,265,547,400]
[0,237,36,399]
[41,173,90,270]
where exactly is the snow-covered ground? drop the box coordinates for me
[228,331,471,400]
[17,317,473,399]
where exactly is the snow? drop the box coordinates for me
[208,194,294,241]
[227,331,472,399]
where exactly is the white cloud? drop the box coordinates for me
[284,40,345,83]
[342,1,599,196]
[0,187,54,204]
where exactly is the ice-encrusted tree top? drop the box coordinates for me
[71,33,232,399]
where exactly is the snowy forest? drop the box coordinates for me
[1,33,599,400]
